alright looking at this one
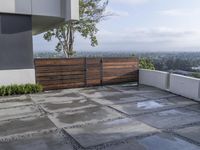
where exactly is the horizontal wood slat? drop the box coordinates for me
[103,62,138,66]
[103,58,138,63]
[35,57,139,90]
[35,71,84,77]
[103,65,137,69]
[34,58,85,66]
[35,66,84,73]
[44,83,85,91]
[36,75,85,82]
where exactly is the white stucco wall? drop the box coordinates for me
[139,69,169,90]
[32,0,62,17]
[0,0,79,20]
[169,74,200,101]
[0,69,36,86]
[66,0,80,21]
[0,0,31,14]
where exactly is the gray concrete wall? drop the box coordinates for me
[0,0,79,85]
[0,14,33,70]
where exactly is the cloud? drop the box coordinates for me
[113,0,148,5]
[97,27,200,42]
[105,7,130,17]
[34,27,200,52]
[74,27,200,51]
[160,9,200,17]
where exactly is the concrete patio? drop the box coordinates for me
[0,83,200,150]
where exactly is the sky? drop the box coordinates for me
[33,0,200,52]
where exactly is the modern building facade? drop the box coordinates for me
[0,0,79,85]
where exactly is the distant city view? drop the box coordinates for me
[34,51,200,78]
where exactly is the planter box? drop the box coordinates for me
[0,69,35,86]
[169,74,200,101]
[139,69,169,90]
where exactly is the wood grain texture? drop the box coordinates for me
[35,58,139,90]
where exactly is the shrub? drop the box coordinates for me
[0,84,43,96]
[191,72,200,79]
[139,58,155,70]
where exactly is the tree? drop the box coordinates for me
[139,58,155,70]
[43,0,109,58]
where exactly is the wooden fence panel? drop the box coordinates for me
[35,57,139,90]
[86,58,102,86]
[102,58,139,85]
[35,58,85,90]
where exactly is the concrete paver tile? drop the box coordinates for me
[64,118,159,148]
[48,106,124,128]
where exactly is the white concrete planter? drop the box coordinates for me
[0,69,36,86]
[169,74,200,102]
[139,69,169,90]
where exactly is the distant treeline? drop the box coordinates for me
[136,52,200,72]
[34,51,200,72]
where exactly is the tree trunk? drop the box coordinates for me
[63,23,75,58]
[68,23,75,58]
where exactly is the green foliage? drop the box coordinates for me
[137,52,200,72]
[0,84,43,96]
[191,72,200,79]
[139,58,155,70]
[44,0,109,58]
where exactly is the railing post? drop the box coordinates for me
[137,69,140,87]
[136,59,140,87]
[84,57,87,87]
[100,58,103,86]
[34,59,37,84]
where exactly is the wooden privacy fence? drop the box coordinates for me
[34,57,139,90]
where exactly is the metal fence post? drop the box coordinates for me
[84,57,87,86]
[100,58,103,86]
